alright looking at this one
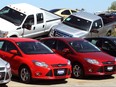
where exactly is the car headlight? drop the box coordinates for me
[67,60,71,65]
[32,60,48,68]
[6,63,11,69]
[114,57,116,61]
[85,58,99,65]
[49,28,55,36]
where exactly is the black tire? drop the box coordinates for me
[106,31,111,36]
[72,63,84,79]
[19,66,31,84]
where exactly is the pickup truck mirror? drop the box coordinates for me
[90,29,99,33]
[22,24,32,30]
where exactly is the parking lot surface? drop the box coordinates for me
[4,74,116,87]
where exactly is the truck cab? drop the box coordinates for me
[0,3,61,38]
[49,11,115,38]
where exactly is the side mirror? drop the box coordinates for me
[62,48,70,54]
[22,24,31,30]
[90,29,99,33]
[10,50,18,54]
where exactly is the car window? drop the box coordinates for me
[1,41,17,52]
[36,13,43,24]
[24,15,34,25]
[61,10,71,15]
[57,40,68,51]
[0,41,5,49]
[17,41,53,54]
[42,40,56,49]
[69,40,100,52]
[102,40,114,51]
[71,10,76,13]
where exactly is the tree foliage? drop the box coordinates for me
[108,1,116,10]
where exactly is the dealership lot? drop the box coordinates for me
[5,74,116,87]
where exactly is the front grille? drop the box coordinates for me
[97,66,116,72]
[0,67,5,70]
[0,72,5,80]
[51,64,67,67]
[54,30,72,37]
[54,68,67,76]
[102,61,115,65]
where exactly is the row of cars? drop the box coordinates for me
[0,36,116,85]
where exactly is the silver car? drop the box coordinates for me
[0,58,11,85]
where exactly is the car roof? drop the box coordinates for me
[7,3,43,15]
[0,38,38,42]
[41,37,84,42]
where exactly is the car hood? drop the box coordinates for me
[79,52,115,62]
[25,54,68,65]
[54,23,88,37]
[0,18,17,31]
[0,58,8,67]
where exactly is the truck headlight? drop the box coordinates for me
[85,58,99,65]
[0,30,8,37]
[32,60,48,68]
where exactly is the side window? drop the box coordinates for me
[71,10,76,13]
[102,40,114,50]
[57,41,68,50]
[92,19,103,29]
[0,41,5,50]
[24,15,34,25]
[36,13,43,24]
[42,40,56,49]
[2,41,17,52]
[61,10,71,15]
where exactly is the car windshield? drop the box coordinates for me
[63,15,92,31]
[69,40,101,52]
[17,41,54,54]
[0,6,26,26]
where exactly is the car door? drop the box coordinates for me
[0,40,22,73]
[22,14,36,38]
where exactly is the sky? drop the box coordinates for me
[0,0,116,13]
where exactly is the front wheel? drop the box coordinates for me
[19,66,31,84]
[72,63,84,79]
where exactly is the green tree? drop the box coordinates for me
[108,1,116,10]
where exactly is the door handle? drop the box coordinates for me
[33,27,35,30]
[43,25,45,28]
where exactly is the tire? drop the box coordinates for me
[19,66,31,84]
[106,31,111,36]
[72,63,84,79]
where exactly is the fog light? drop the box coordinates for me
[89,69,93,72]
[35,72,42,76]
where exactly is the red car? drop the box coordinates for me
[40,37,116,78]
[0,38,71,83]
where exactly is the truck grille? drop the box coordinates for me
[54,30,72,37]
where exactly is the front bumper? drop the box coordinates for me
[31,65,71,80]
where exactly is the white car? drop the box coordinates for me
[0,58,11,85]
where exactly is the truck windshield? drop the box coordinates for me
[0,6,26,26]
[17,41,54,54]
[63,15,92,31]
[69,40,101,52]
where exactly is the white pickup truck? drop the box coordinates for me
[0,3,61,38]
[49,11,116,38]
